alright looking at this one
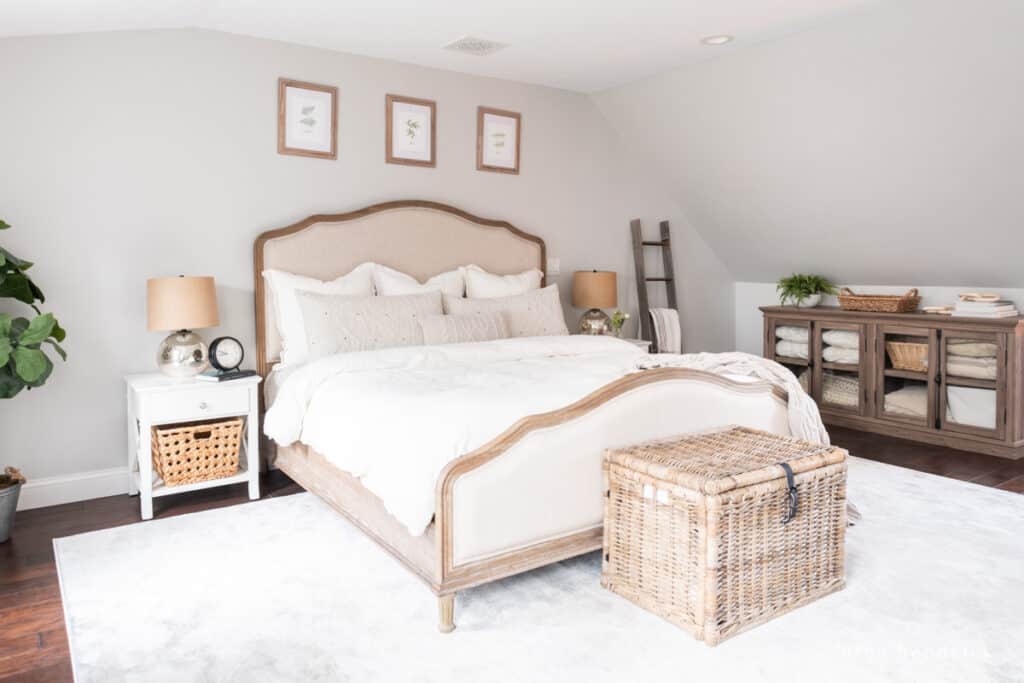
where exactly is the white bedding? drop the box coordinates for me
[265,335,649,535]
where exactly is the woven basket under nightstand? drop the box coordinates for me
[151,417,244,486]
[601,426,847,645]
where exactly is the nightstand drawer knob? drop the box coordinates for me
[198,401,209,410]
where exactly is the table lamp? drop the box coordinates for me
[572,270,617,335]
[147,275,219,378]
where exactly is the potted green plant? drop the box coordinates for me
[1,218,67,541]
[610,310,630,337]
[776,274,836,308]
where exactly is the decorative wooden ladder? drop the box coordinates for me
[630,219,678,346]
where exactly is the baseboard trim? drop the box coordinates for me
[17,467,129,511]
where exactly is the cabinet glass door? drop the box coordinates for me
[939,332,1006,440]
[767,318,812,396]
[875,325,936,427]
[813,322,865,415]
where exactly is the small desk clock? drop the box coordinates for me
[208,336,244,373]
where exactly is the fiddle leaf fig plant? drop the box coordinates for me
[0,219,66,399]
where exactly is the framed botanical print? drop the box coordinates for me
[277,78,338,160]
[477,107,521,174]
[386,94,436,167]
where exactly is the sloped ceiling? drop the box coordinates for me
[593,0,1024,287]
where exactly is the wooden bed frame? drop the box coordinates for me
[254,200,791,632]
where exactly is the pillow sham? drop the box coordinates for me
[464,265,543,299]
[419,313,509,345]
[373,265,465,297]
[443,284,568,338]
[263,263,376,366]
[296,290,442,360]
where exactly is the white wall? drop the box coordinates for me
[592,0,1024,287]
[0,29,733,507]
[735,282,1024,354]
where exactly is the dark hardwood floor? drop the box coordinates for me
[2,431,1023,682]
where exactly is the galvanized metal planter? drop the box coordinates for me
[0,482,22,543]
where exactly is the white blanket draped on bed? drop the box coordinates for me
[264,336,830,536]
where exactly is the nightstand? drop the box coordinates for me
[621,338,653,351]
[125,373,262,520]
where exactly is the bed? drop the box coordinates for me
[254,200,793,632]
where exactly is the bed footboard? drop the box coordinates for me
[435,368,790,593]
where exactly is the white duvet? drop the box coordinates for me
[264,336,649,535]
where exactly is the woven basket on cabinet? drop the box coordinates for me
[601,426,847,646]
[151,417,243,486]
[836,287,921,313]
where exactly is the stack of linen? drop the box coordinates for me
[946,341,998,380]
[821,329,860,365]
[775,325,809,359]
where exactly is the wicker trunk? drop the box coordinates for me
[601,426,847,646]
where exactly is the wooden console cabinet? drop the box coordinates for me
[761,306,1024,459]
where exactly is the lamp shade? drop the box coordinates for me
[572,270,617,309]
[147,276,219,331]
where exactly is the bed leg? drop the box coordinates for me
[438,594,456,634]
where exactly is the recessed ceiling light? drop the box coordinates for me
[701,35,734,46]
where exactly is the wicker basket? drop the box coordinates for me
[151,417,243,486]
[837,287,921,313]
[601,426,847,646]
[886,341,929,372]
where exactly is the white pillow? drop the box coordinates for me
[444,285,568,338]
[464,265,543,299]
[419,313,508,345]
[947,341,998,358]
[821,329,860,349]
[296,290,442,360]
[263,264,375,366]
[373,265,465,297]
[822,346,859,364]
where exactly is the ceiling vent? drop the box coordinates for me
[443,36,508,57]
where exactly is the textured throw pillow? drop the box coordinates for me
[296,290,442,360]
[443,285,568,338]
[263,264,376,366]
[419,313,509,345]
[464,265,543,299]
[373,265,466,297]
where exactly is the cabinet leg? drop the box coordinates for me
[438,594,455,634]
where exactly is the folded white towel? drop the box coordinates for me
[776,339,809,360]
[649,308,681,354]
[821,329,860,349]
[823,346,859,364]
[776,325,809,343]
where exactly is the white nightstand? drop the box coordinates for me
[620,338,653,351]
[125,373,262,520]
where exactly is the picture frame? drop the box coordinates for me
[277,78,338,160]
[477,106,521,174]
[386,94,437,167]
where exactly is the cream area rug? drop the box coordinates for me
[55,457,1024,683]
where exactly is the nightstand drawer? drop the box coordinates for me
[142,386,251,424]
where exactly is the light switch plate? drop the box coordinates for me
[547,257,561,275]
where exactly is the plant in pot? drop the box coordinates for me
[776,274,836,308]
[0,219,67,542]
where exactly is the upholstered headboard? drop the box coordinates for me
[254,200,546,376]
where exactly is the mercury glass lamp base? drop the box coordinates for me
[579,308,612,335]
[157,330,210,378]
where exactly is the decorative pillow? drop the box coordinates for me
[419,313,509,345]
[295,290,442,360]
[821,329,860,349]
[443,285,568,338]
[464,265,543,299]
[775,325,809,343]
[263,263,375,366]
[373,265,465,298]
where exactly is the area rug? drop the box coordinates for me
[55,457,1024,682]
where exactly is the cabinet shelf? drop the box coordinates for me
[945,376,998,390]
[774,355,809,367]
[883,368,928,381]
[821,362,859,373]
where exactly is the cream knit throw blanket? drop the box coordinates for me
[634,351,860,523]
